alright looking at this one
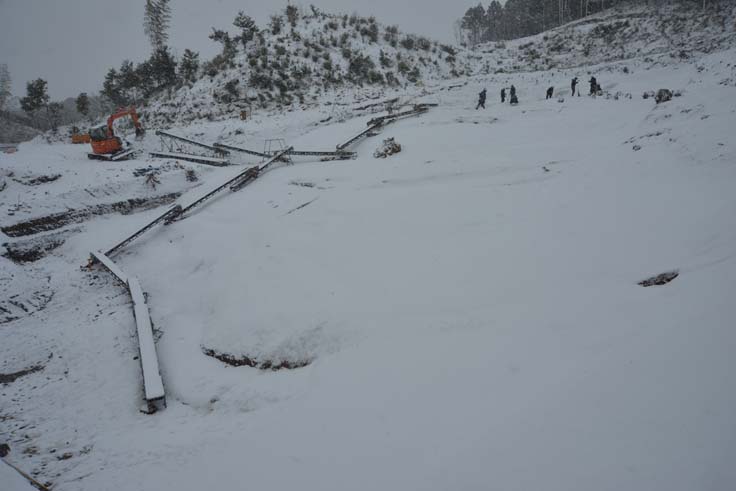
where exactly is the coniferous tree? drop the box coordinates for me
[102,68,126,106]
[48,102,64,131]
[0,64,11,111]
[270,15,283,35]
[118,60,141,103]
[286,5,300,28]
[76,92,90,116]
[20,79,50,117]
[233,12,259,48]
[209,28,237,69]
[179,49,200,83]
[461,4,487,46]
[457,0,650,43]
[144,0,172,51]
[139,46,178,97]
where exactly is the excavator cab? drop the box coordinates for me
[89,125,124,157]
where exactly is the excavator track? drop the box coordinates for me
[87,149,137,162]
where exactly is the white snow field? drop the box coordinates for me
[2,38,736,491]
[1,460,36,491]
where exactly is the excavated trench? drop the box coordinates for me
[202,348,312,371]
[1,193,181,238]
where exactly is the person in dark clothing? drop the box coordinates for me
[571,77,578,96]
[589,76,598,95]
[509,85,518,105]
[501,88,506,103]
[546,86,554,99]
[476,89,487,110]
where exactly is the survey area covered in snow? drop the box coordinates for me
[1,2,736,491]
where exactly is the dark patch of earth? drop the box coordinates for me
[202,348,311,371]
[1,192,181,238]
[2,229,79,264]
[639,270,679,287]
[0,364,44,384]
[13,174,62,186]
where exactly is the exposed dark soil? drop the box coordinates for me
[639,270,679,287]
[0,289,54,324]
[203,348,311,371]
[285,198,319,216]
[0,364,43,384]
[1,192,181,238]
[289,180,316,188]
[13,174,62,186]
[2,229,77,264]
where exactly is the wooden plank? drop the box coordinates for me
[90,251,129,284]
[127,277,166,403]
[150,152,230,167]
[86,252,166,411]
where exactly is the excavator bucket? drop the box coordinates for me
[135,127,146,140]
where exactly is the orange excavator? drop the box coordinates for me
[88,107,145,161]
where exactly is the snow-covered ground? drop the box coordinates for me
[2,31,736,491]
[1,460,36,491]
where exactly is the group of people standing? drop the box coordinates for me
[476,85,517,109]
[476,75,602,109]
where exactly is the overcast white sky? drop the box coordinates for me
[0,0,480,100]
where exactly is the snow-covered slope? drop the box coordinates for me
[2,5,736,491]
[146,8,472,127]
[476,0,736,73]
[0,461,36,491]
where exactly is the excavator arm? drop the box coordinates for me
[106,107,145,138]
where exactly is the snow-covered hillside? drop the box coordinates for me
[139,1,736,132]
[146,8,473,126]
[2,3,736,491]
[476,0,736,73]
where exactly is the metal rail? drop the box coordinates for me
[156,130,230,156]
[166,147,293,224]
[149,151,229,167]
[213,143,355,160]
[213,142,270,158]
[367,106,429,127]
[336,122,384,151]
[104,205,183,258]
